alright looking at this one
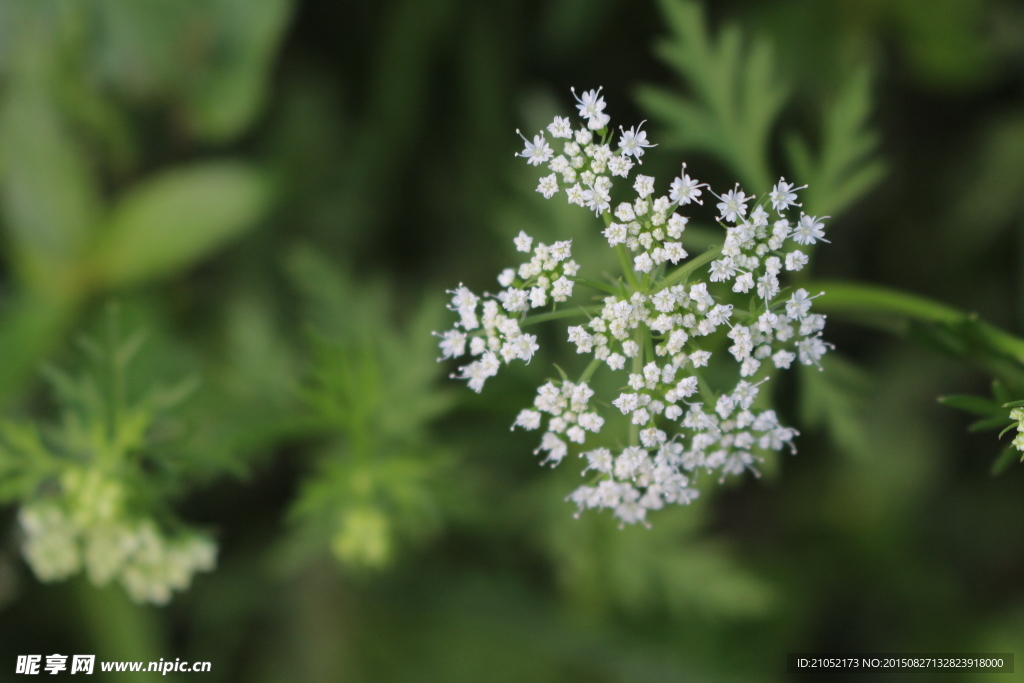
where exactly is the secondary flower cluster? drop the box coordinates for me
[18,468,216,604]
[1010,407,1024,452]
[438,235,579,391]
[436,87,833,526]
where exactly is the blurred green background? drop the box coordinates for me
[0,0,1023,681]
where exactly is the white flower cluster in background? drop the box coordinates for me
[1010,407,1024,452]
[436,87,833,526]
[18,468,215,604]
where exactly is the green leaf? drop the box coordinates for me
[785,66,886,217]
[969,415,1012,433]
[799,354,873,460]
[90,162,271,288]
[638,0,788,192]
[938,394,1000,416]
[992,379,1013,405]
[941,116,1024,260]
[998,422,1017,439]
[0,292,78,408]
[186,0,294,142]
[991,446,1022,476]
[0,420,59,502]
[0,87,101,281]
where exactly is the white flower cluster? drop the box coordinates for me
[519,89,654,217]
[437,233,580,392]
[17,468,215,604]
[437,88,834,526]
[1010,408,1024,452]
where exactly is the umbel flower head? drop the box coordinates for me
[436,88,833,526]
[18,468,215,605]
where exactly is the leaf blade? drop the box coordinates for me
[91,161,271,288]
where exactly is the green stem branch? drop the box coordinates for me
[520,305,603,327]
[654,244,723,293]
[616,245,640,291]
[570,276,619,296]
[808,280,1024,362]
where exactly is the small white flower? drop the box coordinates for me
[800,314,827,336]
[785,250,808,271]
[606,353,626,370]
[512,333,540,363]
[514,231,534,253]
[633,253,654,273]
[688,282,714,311]
[537,173,559,199]
[640,427,667,447]
[613,392,640,414]
[606,154,630,176]
[675,376,699,398]
[551,276,574,301]
[498,288,529,312]
[453,351,500,392]
[690,350,711,367]
[792,214,828,245]
[565,183,586,206]
[618,122,656,161]
[547,116,573,139]
[756,273,780,301]
[715,394,735,419]
[448,284,478,312]
[578,412,605,433]
[513,409,543,430]
[633,174,656,199]
[771,350,796,369]
[715,186,750,223]
[666,213,688,238]
[603,222,627,246]
[583,183,611,215]
[797,335,832,368]
[669,164,705,205]
[435,329,467,360]
[535,432,568,466]
[614,203,636,222]
[517,131,552,166]
[572,87,610,130]
[710,257,737,282]
[757,311,778,334]
[768,178,805,213]
[786,289,819,319]
[567,426,587,444]
[732,271,754,293]
[581,448,613,474]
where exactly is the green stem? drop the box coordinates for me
[653,244,723,293]
[808,280,1024,362]
[628,328,647,447]
[616,245,640,291]
[76,580,165,665]
[520,305,603,327]
[578,357,602,385]
[690,366,717,407]
[569,276,619,296]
